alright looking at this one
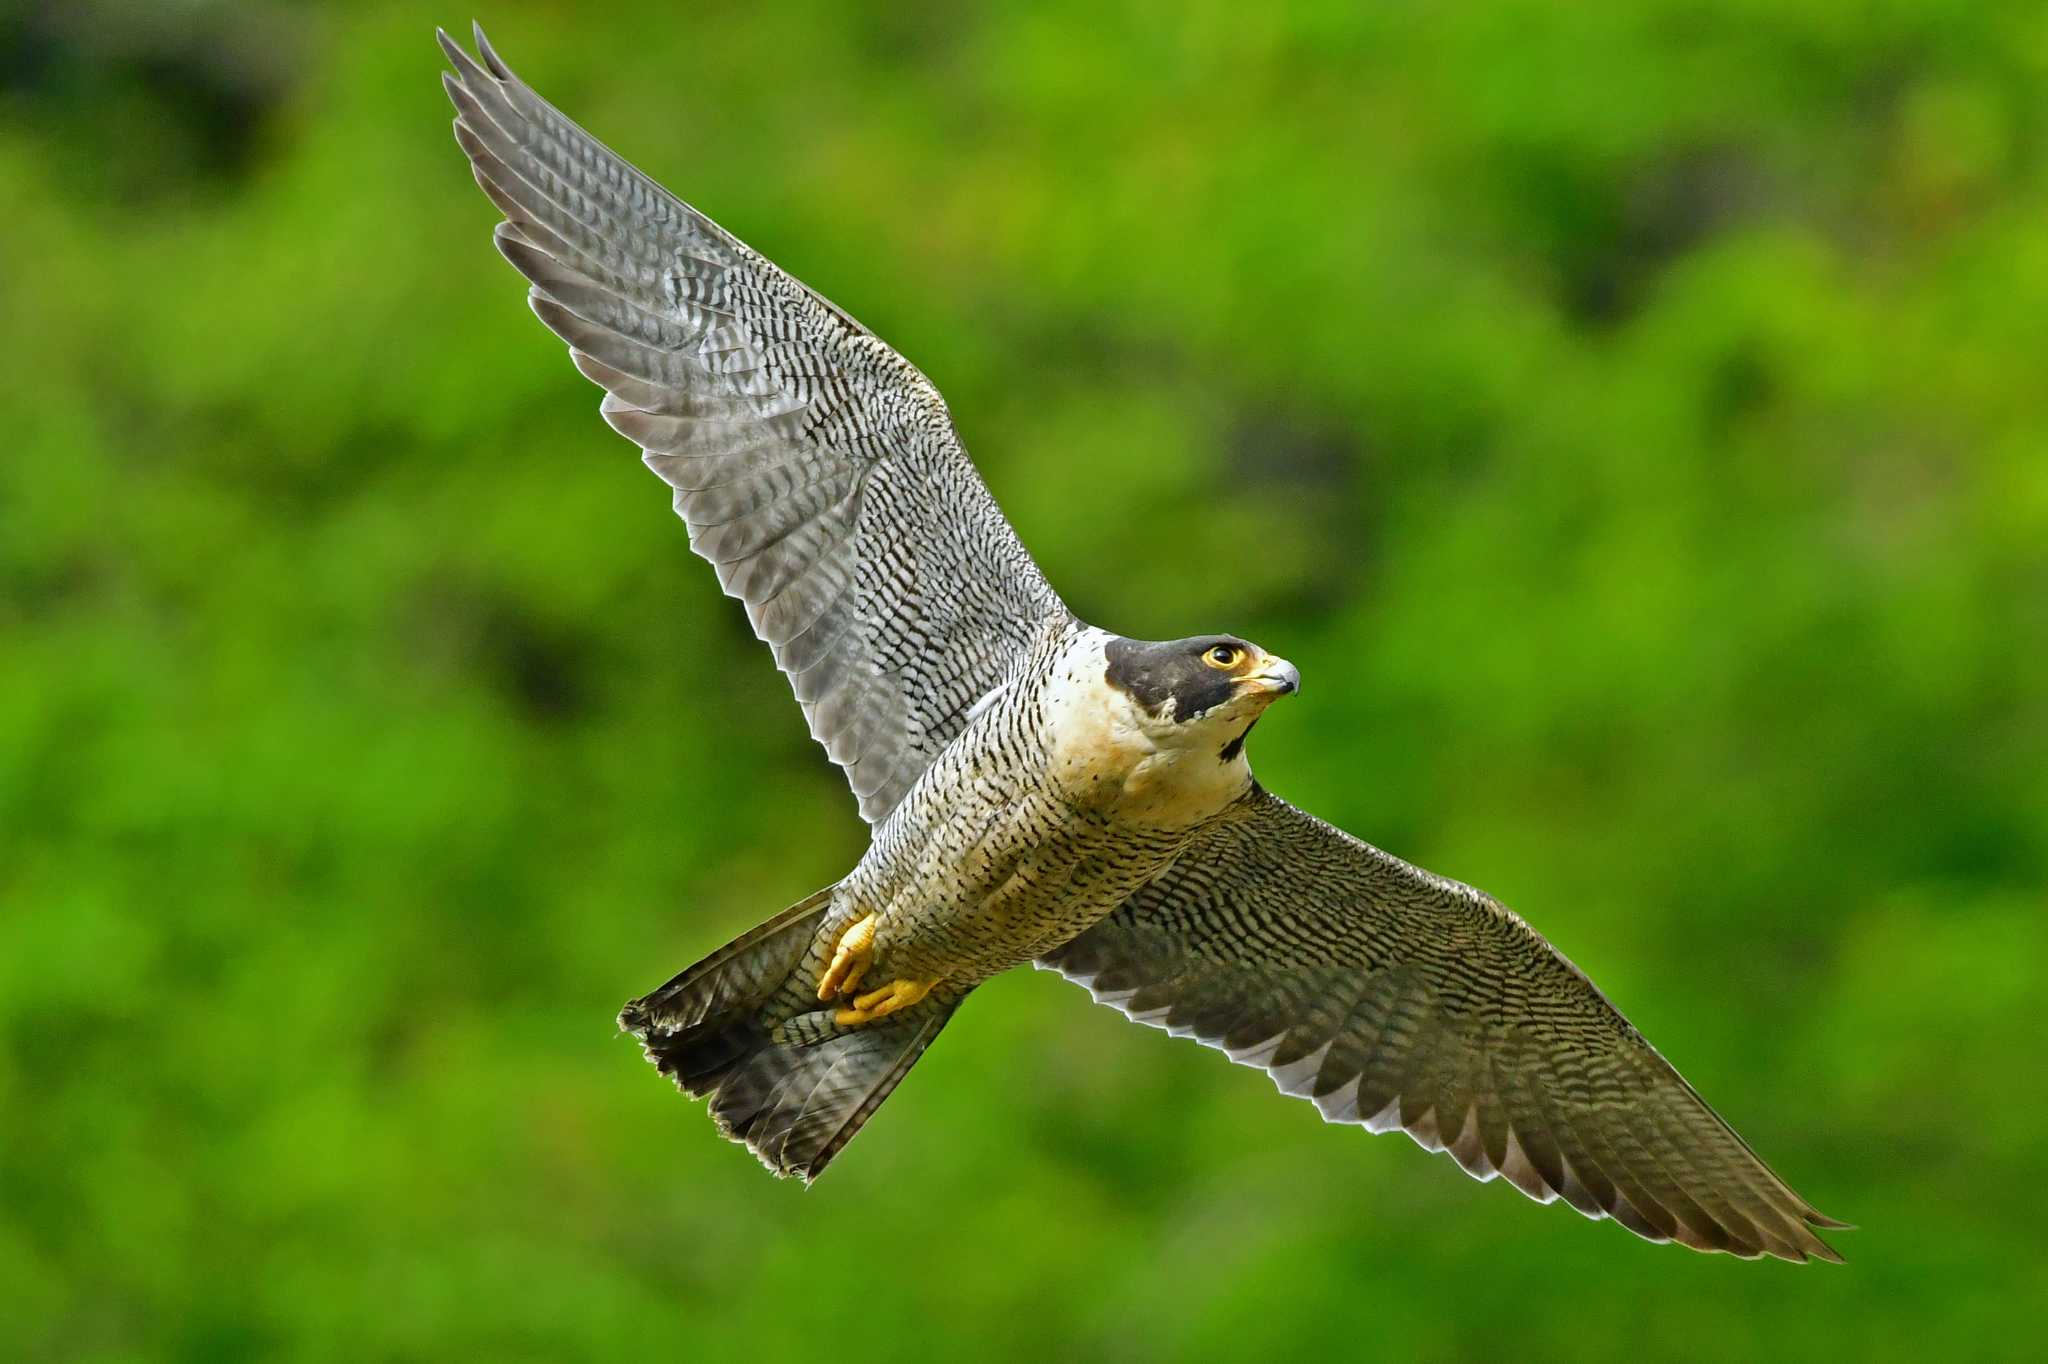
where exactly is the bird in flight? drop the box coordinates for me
[440,24,1846,1262]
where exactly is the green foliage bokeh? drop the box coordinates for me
[4,1,2045,1359]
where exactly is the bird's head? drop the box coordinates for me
[1103,633,1300,757]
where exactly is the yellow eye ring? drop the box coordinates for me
[1203,644,1243,671]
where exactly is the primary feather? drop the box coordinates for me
[441,24,1065,824]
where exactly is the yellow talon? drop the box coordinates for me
[833,977,936,1026]
[817,913,877,1002]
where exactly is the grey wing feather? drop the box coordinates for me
[440,26,1066,823]
[1042,789,1848,1262]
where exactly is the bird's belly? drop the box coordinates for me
[848,788,1194,992]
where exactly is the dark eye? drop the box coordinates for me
[1203,644,1243,670]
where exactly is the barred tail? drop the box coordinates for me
[618,886,957,1182]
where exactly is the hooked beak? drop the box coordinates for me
[1242,656,1301,697]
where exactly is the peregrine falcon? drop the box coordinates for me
[441,25,1846,1262]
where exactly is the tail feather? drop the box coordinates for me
[619,886,959,1182]
[619,885,835,1038]
[711,1006,954,1179]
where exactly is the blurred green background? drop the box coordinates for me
[5,0,2046,1358]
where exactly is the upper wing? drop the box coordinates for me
[440,26,1067,824]
[1042,788,1847,1261]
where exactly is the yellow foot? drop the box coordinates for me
[834,977,937,1026]
[817,913,878,1002]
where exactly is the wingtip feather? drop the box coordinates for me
[439,26,495,91]
[474,21,513,80]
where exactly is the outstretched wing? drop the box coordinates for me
[1042,788,1847,1262]
[440,26,1067,824]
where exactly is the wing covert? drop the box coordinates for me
[1042,788,1846,1262]
[440,26,1067,823]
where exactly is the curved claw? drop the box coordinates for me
[833,977,936,1026]
[817,913,877,1001]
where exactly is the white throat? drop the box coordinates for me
[1042,630,1256,826]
